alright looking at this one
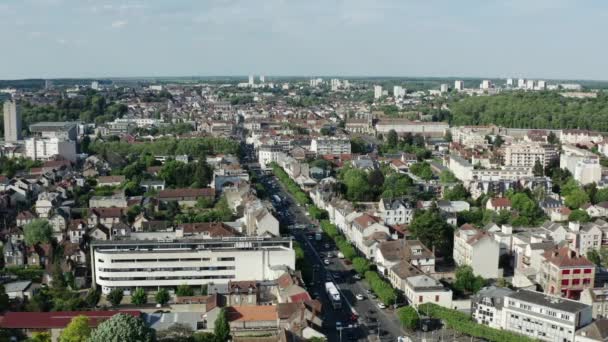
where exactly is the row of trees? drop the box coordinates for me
[450,91,608,131]
[89,137,241,160]
[271,163,311,206]
[338,163,418,201]
[364,271,397,306]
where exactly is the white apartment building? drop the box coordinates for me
[91,237,295,294]
[472,286,515,330]
[481,80,493,90]
[560,145,602,185]
[258,145,284,169]
[503,290,592,342]
[393,86,406,98]
[561,130,604,146]
[310,137,351,155]
[454,80,464,91]
[504,142,558,168]
[518,79,526,88]
[440,84,449,93]
[453,226,501,278]
[112,118,164,128]
[374,85,383,99]
[3,100,22,142]
[537,80,547,90]
[378,198,415,225]
[526,79,536,90]
[403,274,452,309]
[25,137,77,161]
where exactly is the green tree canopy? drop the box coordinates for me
[214,308,230,342]
[569,209,591,223]
[23,219,53,246]
[397,306,420,331]
[88,313,155,342]
[454,265,485,294]
[155,288,170,306]
[409,208,454,257]
[107,288,123,307]
[59,316,91,342]
[131,288,147,306]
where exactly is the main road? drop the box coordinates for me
[249,161,406,341]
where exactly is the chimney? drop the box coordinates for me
[568,250,577,259]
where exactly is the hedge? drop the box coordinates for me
[365,271,397,306]
[270,163,311,206]
[418,303,537,342]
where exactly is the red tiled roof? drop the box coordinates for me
[289,292,312,303]
[226,306,278,322]
[490,197,511,208]
[90,207,124,218]
[0,311,141,329]
[542,247,595,268]
[178,222,240,237]
[353,214,379,229]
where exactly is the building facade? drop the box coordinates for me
[3,101,22,142]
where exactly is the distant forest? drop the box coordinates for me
[449,91,608,131]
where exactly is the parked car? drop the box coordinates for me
[355,294,365,300]
[377,302,386,309]
[324,259,330,265]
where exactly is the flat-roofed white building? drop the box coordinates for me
[91,237,295,294]
[25,137,77,161]
[403,274,452,309]
[503,290,592,342]
[310,137,351,155]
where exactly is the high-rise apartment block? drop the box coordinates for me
[3,100,22,142]
[374,85,383,99]
[454,80,464,91]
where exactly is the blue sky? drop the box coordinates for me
[1,0,607,80]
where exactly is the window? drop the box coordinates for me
[573,269,581,274]
[217,257,235,261]
[584,269,593,274]
[97,259,104,263]
[562,270,570,275]
[419,296,423,303]
[435,295,439,302]
[572,279,580,285]
[561,279,569,286]
[583,278,591,285]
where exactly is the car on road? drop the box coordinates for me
[353,274,361,280]
[355,294,365,300]
[324,259,330,265]
[365,289,373,295]
[377,302,386,309]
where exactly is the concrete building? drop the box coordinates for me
[503,290,592,342]
[248,75,254,86]
[378,198,414,225]
[3,100,22,142]
[310,137,351,155]
[504,142,558,168]
[440,84,449,93]
[29,122,78,141]
[453,225,501,278]
[539,247,595,300]
[374,85,383,99]
[91,237,295,294]
[518,78,526,88]
[454,80,464,91]
[580,287,608,319]
[472,286,515,329]
[393,86,406,98]
[403,274,452,309]
[481,80,493,90]
[561,145,602,185]
[25,137,77,161]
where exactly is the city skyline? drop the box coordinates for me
[2,0,608,80]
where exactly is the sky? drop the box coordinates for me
[1,0,607,80]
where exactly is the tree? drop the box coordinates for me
[588,249,602,266]
[352,257,370,275]
[547,131,559,144]
[454,266,485,294]
[193,332,216,342]
[28,332,52,342]
[387,129,398,147]
[409,162,433,181]
[23,219,53,246]
[107,288,123,307]
[59,316,91,342]
[157,323,193,342]
[409,208,454,257]
[565,188,590,209]
[155,288,170,306]
[569,209,591,223]
[89,313,155,342]
[131,288,147,305]
[0,285,9,312]
[397,306,420,331]
[176,284,194,297]
[595,188,608,203]
[214,308,230,342]
[533,160,544,177]
[439,170,458,184]
[443,184,468,201]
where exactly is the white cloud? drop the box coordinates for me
[111,20,128,28]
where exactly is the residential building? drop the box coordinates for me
[561,130,604,146]
[375,119,448,137]
[575,319,608,342]
[310,137,351,155]
[561,145,602,185]
[472,286,515,329]
[580,287,608,319]
[539,247,595,299]
[453,225,501,278]
[504,142,558,168]
[25,137,77,161]
[3,100,22,142]
[374,85,382,99]
[454,80,464,91]
[440,84,449,93]
[486,197,512,212]
[157,188,215,207]
[29,122,78,141]
[378,198,414,225]
[503,290,592,342]
[403,274,452,309]
[91,237,295,294]
[393,86,406,98]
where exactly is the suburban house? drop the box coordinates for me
[453,224,501,278]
